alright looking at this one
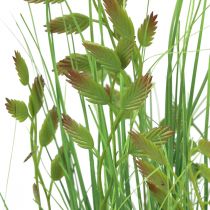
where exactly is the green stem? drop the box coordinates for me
[98,111,123,208]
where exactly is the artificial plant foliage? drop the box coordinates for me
[51,147,65,181]
[135,159,168,209]
[198,139,210,157]
[105,85,131,119]
[121,73,152,111]
[33,183,40,205]
[62,114,94,149]
[4,0,210,209]
[13,51,29,86]
[191,163,201,180]
[138,12,158,47]
[46,13,90,34]
[57,53,95,75]
[146,182,168,210]
[103,0,134,38]
[130,131,167,165]
[199,164,210,182]
[115,38,135,69]
[129,127,173,159]
[39,106,58,147]
[51,155,64,181]
[83,41,122,73]
[144,126,174,146]
[66,70,110,105]
[136,160,183,210]
[28,75,45,116]
[135,159,168,192]
[5,98,28,122]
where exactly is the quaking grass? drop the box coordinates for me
[3,0,210,209]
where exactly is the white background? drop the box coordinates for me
[0,0,210,209]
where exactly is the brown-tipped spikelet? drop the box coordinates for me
[135,159,168,192]
[129,131,167,165]
[5,98,28,122]
[13,51,29,86]
[83,41,122,73]
[66,70,110,105]
[121,74,152,111]
[103,0,134,38]
[62,114,94,149]
[138,12,158,47]
[57,53,94,75]
[144,126,174,146]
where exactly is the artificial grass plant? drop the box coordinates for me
[3,0,210,209]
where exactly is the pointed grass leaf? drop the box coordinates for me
[138,12,158,47]
[130,131,167,165]
[199,164,210,182]
[25,0,64,3]
[83,41,121,73]
[136,159,168,192]
[103,0,134,38]
[62,114,94,149]
[5,98,28,122]
[13,51,29,86]
[46,13,89,34]
[198,139,210,158]
[144,126,174,146]
[66,70,110,105]
[121,74,152,111]
[115,38,135,69]
[28,75,45,117]
[39,106,58,147]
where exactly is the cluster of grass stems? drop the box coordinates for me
[2,0,210,210]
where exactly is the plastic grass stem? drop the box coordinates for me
[187,0,207,121]
[98,111,124,207]
[92,0,116,47]
[203,57,210,210]
[20,15,57,104]
[0,193,9,210]
[189,167,204,209]
[45,148,71,210]
[120,72,132,208]
[176,2,202,206]
[45,6,79,209]
[166,0,183,165]
[45,2,92,209]
[30,120,42,210]
[5,120,17,199]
